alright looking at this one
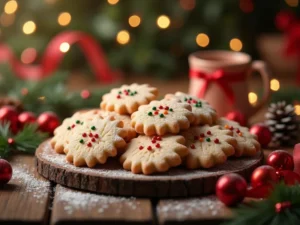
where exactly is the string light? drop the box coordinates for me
[59,42,70,53]
[128,15,141,27]
[116,30,130,45]
[239,0,254,13]
[196,33,209,47]
[157,15,170,29]
[295,104,300,115]
[58,12,71,26]
[107,0,119,5]
[285,0,299,7]
[230,38,243,51]
[270,79,280,91]
[0,13,15,27]
[21,48,37,64]
[179,0,196,10]
[4,0,18,14]
[23,21,36,35]
[248,92,258,105]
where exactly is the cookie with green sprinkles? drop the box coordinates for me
[131,99,195,136]
[180,125,237,169]
[164,92,217,125]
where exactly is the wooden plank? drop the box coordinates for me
[156,196,232,225]
[0,154,51,225]
[51,185,153,225]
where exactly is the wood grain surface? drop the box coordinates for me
[36,140,263,198]
[0,154,51,225]
[51,185,153,225]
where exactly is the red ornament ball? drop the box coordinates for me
[37,112,60,134]
[18,111,36,129]
[250,123,272,147]
[0,159,13,185]
[267,150,294,171]
[225,111,247,126]
[0,106,19,134]
[216,173,247,206]
[251,165,279,188]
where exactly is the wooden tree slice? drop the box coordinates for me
[36,140,263,198]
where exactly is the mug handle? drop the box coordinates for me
[248,60,272,118]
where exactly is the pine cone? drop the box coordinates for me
[265,101,299,148]
[0,97,23,112]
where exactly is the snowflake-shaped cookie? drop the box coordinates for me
[65,117,127,167]
[120,135,188,175]
[131,99,195,136]
[100,83,158,114]
[181,125,236,169]
[217,118,261,157]
[164,92,217,125]
[51,111,98,154]
[82,109,137,142]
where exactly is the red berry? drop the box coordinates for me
[190,144,195,149]
[82,133,87,137]
[139,146,144,150]
[156,143,160,148]
[147,146,152,150]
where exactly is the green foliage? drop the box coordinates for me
[270,88,300,105]
[0,65,109,119]
[225,183,300,225]
[0,122,48,158]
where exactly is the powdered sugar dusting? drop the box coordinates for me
[12,164,50,203]
[157,196,228,221]
[56,186,141,215]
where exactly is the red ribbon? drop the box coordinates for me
[189,69,245,105]
[0,31,119,82]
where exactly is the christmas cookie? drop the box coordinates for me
[131,99,195,136]
[82,109,137,142]
[65,117,127,167]
[217,118,261,157]
[120,135,188,175]
[100,83,158,114]
[164,92,217,125]
[181,125,236,169]
[51,112,96,154]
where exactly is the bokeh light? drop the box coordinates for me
[230,38,243,51]
[295,104,300,115]
[157,15,170,29]
[58,12,71,26]
[179,0,196,10]
[196,33,210,47]
[23,21,36,35]
[285,0,299,7]
[0,13,15,27]
[21,48,37,64]
[239,0,254,13]
[128,15,141,27]
[248,92,258,105]
[4,0,18,14]
[116,30,130,45]
[59,42,70,53]
[107,0,119,5]
[270,79,280,91]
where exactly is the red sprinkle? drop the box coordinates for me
[82,133,87,137]
[125,92,129,96]
[89,133,93,137]
[87,142,92,147]
[91,138,96,142]
[229,126,234,131]
[236,129,240,133]
[94,134,99,138]
[71,124,75,128]
[139,146,144,150]
[159,106,163,109]
[200,133,205,138]
[156,136,162,141]
[147,146,152,150]
[117,95,121,99]
[190,144,195,149]
[192,100,197,103]
[156,143,160,148]
[187,100,191,104]
[207,131,212,135]
[154,111,159,115]
[152,140,156,144]
[214,138,220,144]
[165,106,169,110]
[194,136,199,140]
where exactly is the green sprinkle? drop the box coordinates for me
[118,91,122,94]
[67,126,71,130]
[184,98,187,101]
[189,97,192,100]
[81,122,84,125]
[130,93,134,96]
[76,120,80,124]
[152,107,157,110]
[134,91,137,94]
[91,126,96,130]
[80,139,84,144]
[127,89,130,92]
[160,114,164,118]
[206,138,211,142]
[169,108,173,112]
[148,112,153,116]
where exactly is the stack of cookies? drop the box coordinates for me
[51,83,261,175]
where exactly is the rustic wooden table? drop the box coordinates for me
[0,77,294,225]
